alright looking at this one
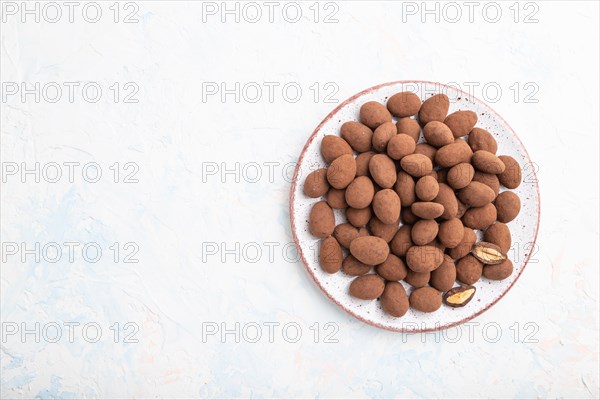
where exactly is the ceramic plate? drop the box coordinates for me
[289,81,540,332]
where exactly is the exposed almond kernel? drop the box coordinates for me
[443,285,476,307]
[471,241,507,265]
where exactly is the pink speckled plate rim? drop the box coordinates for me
[289,80,541,333]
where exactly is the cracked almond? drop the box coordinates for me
[471,241,507,265]
[443,285,476,307]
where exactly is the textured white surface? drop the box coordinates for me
[290,81,540,332]
[1,1,599,399]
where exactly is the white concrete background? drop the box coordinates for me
[1,1,598,398]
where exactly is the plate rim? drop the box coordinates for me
[289,80,541,333]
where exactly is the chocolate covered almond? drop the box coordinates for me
[349,236,390,265]
[418,94,449,126]
[349,274,385,300]
[409,287,442,312]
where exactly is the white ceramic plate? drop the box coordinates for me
[289,81,540,332]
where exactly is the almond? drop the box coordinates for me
[411,201,445,219]
[345,176,375,209]
[484,222,511,253]
[355,151,375,177]
[494,191,521,223]
[360,101,392,129]
[471,150,506,174]
[372,122,397,152]
[468,128,498,154]
[394,171,416,207]
[409,286,442,312]
[387,91,422,117]
[483,259,514,280]
[411,219,439,245]
[447,162,475,189]
[319,237,343,273]
[418,94,449,126]
[377,254,408,281]
[303,168,330,198]
[498,155,522,189]
[434,183,459,220]
[422,121,454,147]
[340,121,373,152]
[349,274,385,300]
[327,154,356,189]
[473,171,500,197]
[443,285,476,307]
[400,153,433,178]
[471,242,507,264]
[349,236,390,265]
[390,225,413,257]
[444,110,477,138]
[387,133,416,160]
[462,203,497,230]
[321,135,353,163]
[342,255,372,276]
[456,254,483,285]
[396,117,421,142]
[380,282,410,317]
[458,181,496,207]
[369,154,397,189]
[435,142,473,168]
[406,245,445,273]
[415,175,440,201]
[368,216,400,243]
[372,189,401,225]
[438,218,464,248]
[309,201,335,238]
[333,223,362,248]
[346,206,372,228]
[429,255,456,292]
[405,270,431,288]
